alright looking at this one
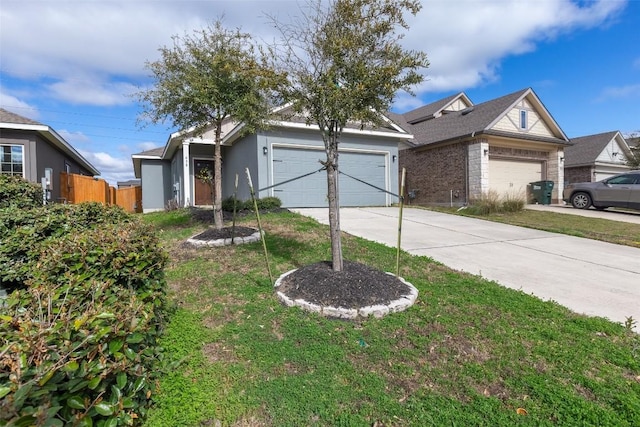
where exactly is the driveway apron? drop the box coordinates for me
[293,207,640,331]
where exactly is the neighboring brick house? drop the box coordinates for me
[390,88,570,206]
[0,108,99,202]
[564,131,633,184]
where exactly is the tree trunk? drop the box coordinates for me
[213,123,224,230]
[326,130,343,272]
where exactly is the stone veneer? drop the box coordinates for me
[274,269,419,320]
[186,230,262,247]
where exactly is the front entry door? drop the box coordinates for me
[194,159,214,206]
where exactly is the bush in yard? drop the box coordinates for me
[0,175,43,209]
[254,196,281,211]
[221,196,249,212]
[501,191,526,212]
[221,196,281,212]
[0,202,133,291]
[468,190,525,215]
[0,203,169,427]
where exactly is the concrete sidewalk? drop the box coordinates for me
[294,207,640,331]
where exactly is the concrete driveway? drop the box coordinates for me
[294,207,640,331]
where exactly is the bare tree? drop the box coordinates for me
[271,0,428,271]
[137,20,283,229]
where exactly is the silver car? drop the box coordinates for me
[563,171,640,210]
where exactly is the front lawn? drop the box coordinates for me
[430,207,640,248]
[142,209,640,426]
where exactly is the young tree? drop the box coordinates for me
[626,133,640,168]
[137,21,282,229]
[271,0,429,271]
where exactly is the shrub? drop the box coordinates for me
[0,278,165,427]
[468,190,525,215]
[501,191,526,213]
[0,203,133,291]
[255,196,282,210]
[0,202,169,427]
[468,190,502,215]
[221,196,249,212]
[221,196,281,212]
[0,175,43,209]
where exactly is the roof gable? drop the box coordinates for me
[0,108,43,126]
[399,88,569,147]
[565,131,631,167]
[0,108,100,175]
[402,92,472,124]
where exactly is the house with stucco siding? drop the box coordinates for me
[0,108,99,202]
[132,110,410,212]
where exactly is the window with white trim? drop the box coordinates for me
[519,110,527,130]
[1,145,24,176]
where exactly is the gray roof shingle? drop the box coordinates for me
[0,108,43,126]
[402,93,463,124]
[564,131,620,167]
[393,88,569,147]
[133,147,165,157]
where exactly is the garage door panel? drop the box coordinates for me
[489,159,542,197]
[272,147,387,207]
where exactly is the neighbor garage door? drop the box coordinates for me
[272,146,387,207]
[489,158,543,197]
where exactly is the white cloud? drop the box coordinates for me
[0,0,626,103]
[596,84,640,101]
[57,129,91,145]
[0,89,40,119]
[79,150,135,185]
[46,78,137,107]
[403,0,626,94]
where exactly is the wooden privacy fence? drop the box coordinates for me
[114,186,142,213]
[60,172,142,213]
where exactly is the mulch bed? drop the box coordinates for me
[189,207,288,223]
[277,261,412,309]
[190,226,258,241]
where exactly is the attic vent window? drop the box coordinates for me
[520,110,527,129]
[460,107,474,115]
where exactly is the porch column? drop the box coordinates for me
[182,141,191,207]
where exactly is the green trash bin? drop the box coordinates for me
[530,180,554,205]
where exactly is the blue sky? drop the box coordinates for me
[1,0,638,185]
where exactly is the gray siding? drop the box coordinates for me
[223,134,259,200]
[260,128,400,205]
[1,129,93,201]
[140,160,172,212]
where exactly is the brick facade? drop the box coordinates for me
[564,166,593,184]
[398,142,468,206]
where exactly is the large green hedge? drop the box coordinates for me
[0,175,43,210]
[0,200,169,426]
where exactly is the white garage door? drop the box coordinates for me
[272,146,388,207]
[489,158,542,197]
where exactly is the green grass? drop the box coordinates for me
[430,207,640,248]
[142,210,640,426]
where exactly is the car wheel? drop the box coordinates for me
[571,192,591,209]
